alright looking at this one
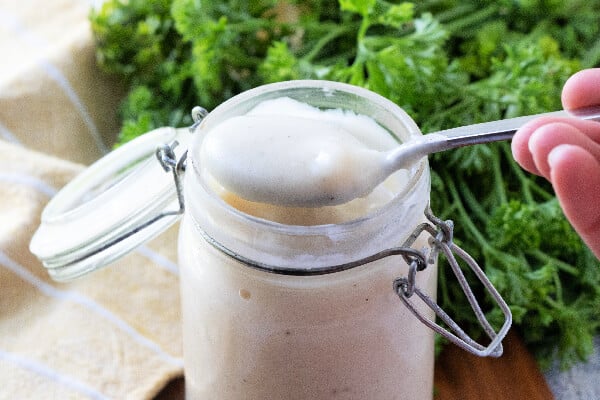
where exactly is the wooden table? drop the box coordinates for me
[156,331,554,399]
[434,331,553,399]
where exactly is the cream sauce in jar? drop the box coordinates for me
[180,82,437,399]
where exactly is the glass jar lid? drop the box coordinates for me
[29,126,192,281]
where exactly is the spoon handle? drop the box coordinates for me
[432,104,600,147]
[386,105,600,171]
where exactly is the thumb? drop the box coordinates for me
[548,144,600,260]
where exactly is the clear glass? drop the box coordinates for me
[179,81,438,399]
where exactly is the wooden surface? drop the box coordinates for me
[434,331,554,399]
[156,331,554,399]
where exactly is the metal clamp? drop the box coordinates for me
[154,106,209,216]
[393,207,512,358]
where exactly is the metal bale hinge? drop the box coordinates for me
[154,106,210,217]
[393,207,512,358]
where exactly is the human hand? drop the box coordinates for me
[512,68,600,260]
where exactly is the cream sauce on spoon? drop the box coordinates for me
[199,97,404,207]
[200,116,390,206]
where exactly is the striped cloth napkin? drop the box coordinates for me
[0,1,184,398]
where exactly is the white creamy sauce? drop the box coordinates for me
[199,97,407,211]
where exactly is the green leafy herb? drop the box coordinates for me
[90,0,600,369]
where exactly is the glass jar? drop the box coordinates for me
[30,80,511,400]
[180,81,437,399]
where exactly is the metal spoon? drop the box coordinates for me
[204,105,600,207]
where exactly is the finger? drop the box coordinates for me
[562,68,600,110]
[527,122,600,179]
[512,118,548,175]
[512,117,600,176]
[548,144,600,259]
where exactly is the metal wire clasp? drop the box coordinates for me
[393,206,512,358]
[154,106,209,216]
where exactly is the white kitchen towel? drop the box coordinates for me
[0,0,122,165]
[0,1,184,399]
